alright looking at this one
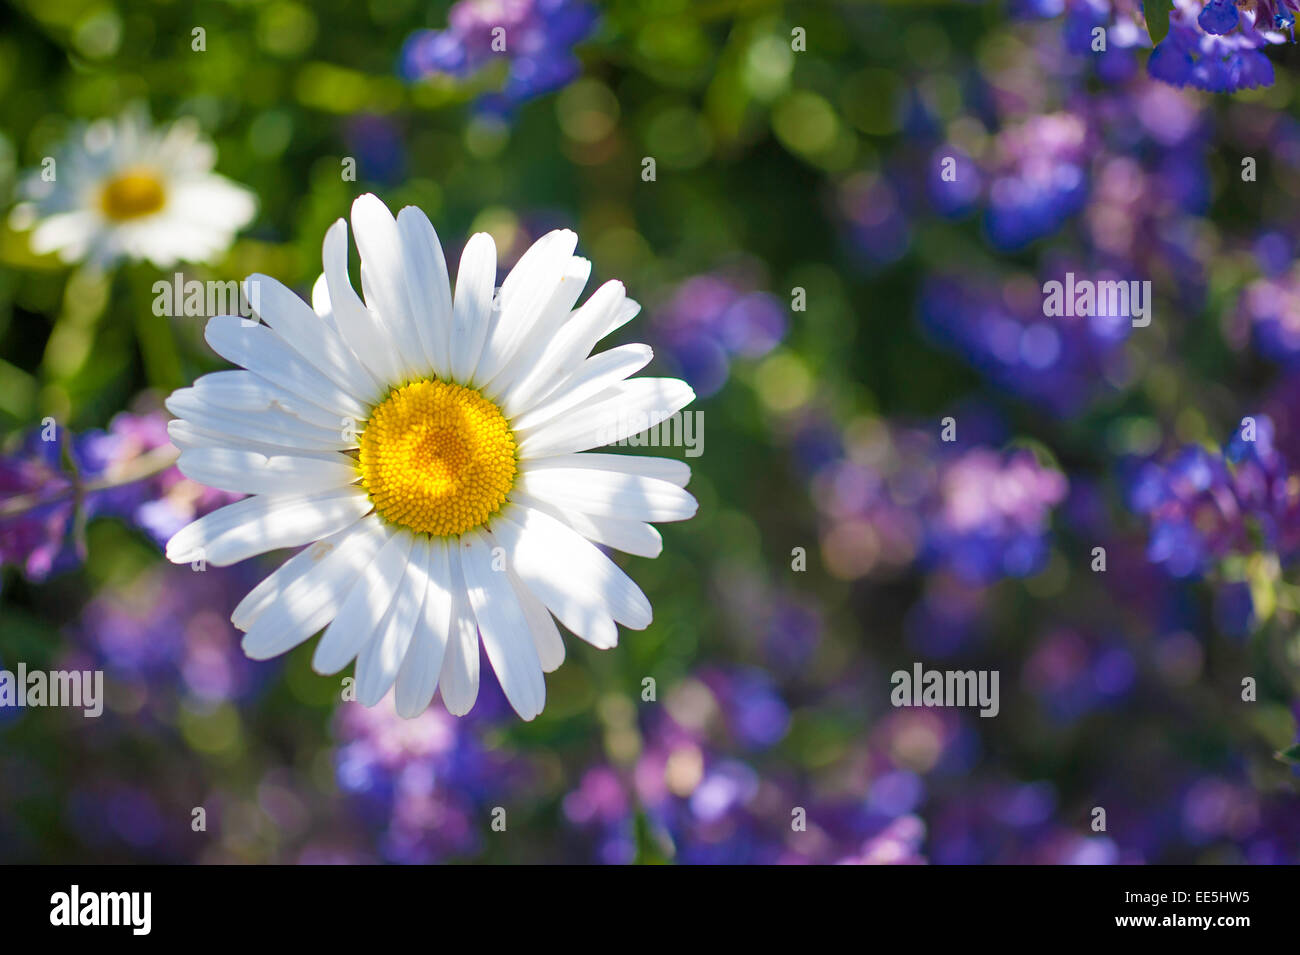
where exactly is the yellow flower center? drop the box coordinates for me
[359,379,517,537]
[98,169,167,221]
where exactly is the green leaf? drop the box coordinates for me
[1144,0,1174,46]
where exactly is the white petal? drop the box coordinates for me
[167,419,351,459]
[524,451,691,488]
[231,526,359,632]
[512,571,565,672]
[166,389,352,451]
[438,546,480,715]
[504,279,625,413]
[515,492,664,558]
[475,229,578,388]
[493,505,652,647]
[240,518,389,660]
[517,467,697,523]
[190,371,344,431]
[516,378,696,459]
[459,531,546,721]
[204,315,370,420]
[602,296,642,340]
[322,218,406,387]
[244,272,381,403]
[449,232,496,383]
[312,528,414,674]
[355,536,430,705]
[351,194,429,381]
[310,273,340,333]
[177,447,358,495]
[394,537,454,718]
[165,487,372,566]
[491,256,590,402]
[397,205,454,379]
[506,343,652,425]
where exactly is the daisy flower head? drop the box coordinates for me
[10,106,256,269]
[163,194,698,721]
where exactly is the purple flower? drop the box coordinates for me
[840,172,913,266]
[333,685,529,864]
[795,412,1065,584]
[985,113,1090,250]
[1,410,238,583]
[920,270,1132,416]
[650,272,786,398]
[0,429,79,581]
[400,0,599,115]
[1128,416,1300,580]
[1023,629,1138,721]
[1148,0,1290,93]
[73,561,273,708]
[1234,265,1300,365]
[924,448,1068,583]
[836,815,927,865]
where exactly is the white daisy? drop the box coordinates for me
[164,193,697,721]
[10,107,256,268]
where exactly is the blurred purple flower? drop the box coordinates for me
[919,270,1131,416]
[73,560,273,707]
[400,0,599,115]
[1,410,232,582]
[650,272,786,398]
[1128,415,1300,583]
[333,686,529,864]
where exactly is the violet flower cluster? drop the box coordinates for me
[920,271,1131,416]
[333,685,529,864]
[1147,0,1284,92]
[798,413,1067,585]
[400,0,598,115]
[0,410,236,584]
[1128,415,1300,578]
[650,272,787,399]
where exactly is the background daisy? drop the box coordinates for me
[10,106,256,269]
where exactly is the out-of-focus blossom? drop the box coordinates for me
[400,0,598,114]
[0,410,237,582]
[920,270,1131,416]
[927,448,1068,582]
[333,688,528,863]
[343,115,406,186]
[9,107,255,268]
[562,673,838,864]
[0,429,82,582]
[984,113,1090,250]
[1233,264,1300,365]
[72,560,272,707]
[837,815,927,864]
[651,272,785,399]
[1023,629,1138,721]
[1127,416,1300,579]
[797,413,1066,584]
[1062,0,1149,84]
[841,171,913,267]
